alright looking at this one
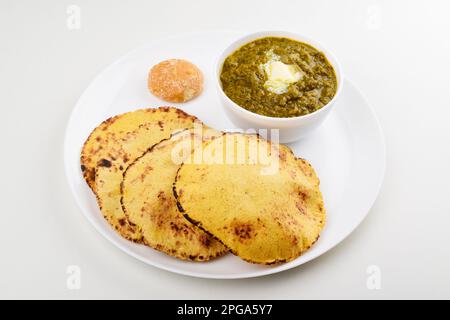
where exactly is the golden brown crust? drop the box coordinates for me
[80,106,198,192]
[173,133,325,265]
[81,107,200,241]
[120,129,227,261]
[148,59,203,103]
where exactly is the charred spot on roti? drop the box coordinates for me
[98,159,112,168]
[232,222,256,242]
[157,190,166,200]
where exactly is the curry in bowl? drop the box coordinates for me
[220,37,338,118]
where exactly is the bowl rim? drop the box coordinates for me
[215,30,344,123]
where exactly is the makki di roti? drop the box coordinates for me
[81,107,198,191]
[173,133,325,264]
[220,37,337,118]
[121,129,227,261]
[81,107,200,241]
[80,108,325,264]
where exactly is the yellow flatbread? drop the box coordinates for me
[81,107,199,240]
[121,129,227,260]
[173,133,325,264]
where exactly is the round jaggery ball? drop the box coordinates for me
[148,59,203,103]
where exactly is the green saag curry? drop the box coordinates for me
[220,37,337,118]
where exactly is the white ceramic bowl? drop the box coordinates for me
[216,31,343,143]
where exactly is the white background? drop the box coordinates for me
[1,0,449,299]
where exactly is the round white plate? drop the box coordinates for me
[64,31,385,279]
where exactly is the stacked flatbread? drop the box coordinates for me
[81,107,325,264]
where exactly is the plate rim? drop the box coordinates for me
[63,31,386,279]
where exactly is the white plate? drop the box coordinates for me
[64,31,385,279]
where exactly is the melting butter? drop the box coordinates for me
[261,52,302,94]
